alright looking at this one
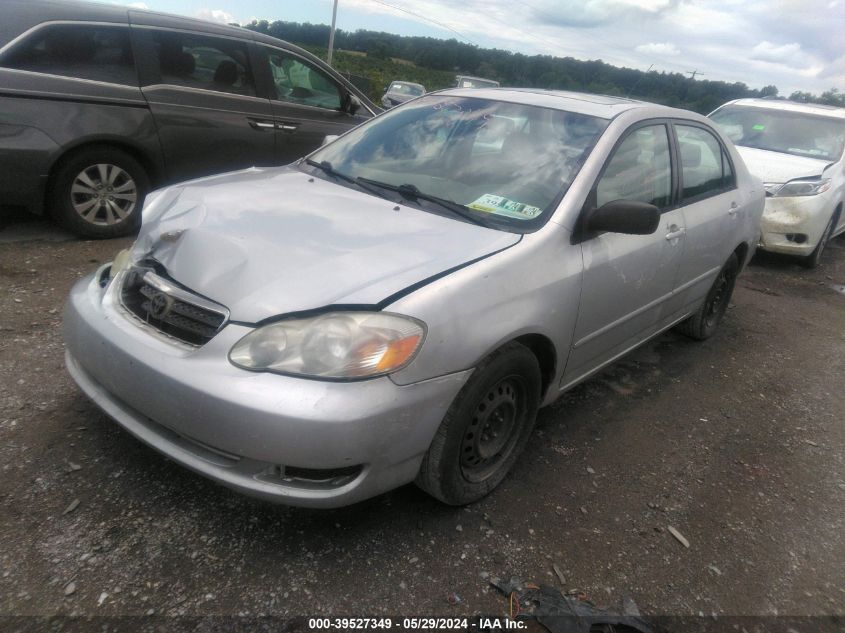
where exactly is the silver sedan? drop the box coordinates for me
[64,89,764,507]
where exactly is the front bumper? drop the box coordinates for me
[758,193,834,256]
[63,268,471,507]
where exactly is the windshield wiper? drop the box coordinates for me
[304,159,393,201]
[356,177,491,228]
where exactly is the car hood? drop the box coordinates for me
[133,167,520,323]
[735,146,833,184]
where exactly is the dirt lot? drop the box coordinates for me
[1,211,844,624]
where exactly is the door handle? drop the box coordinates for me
[248,119,275,130]
[276,122,299,132]
[728,201,739,216]
[665,225,686,241]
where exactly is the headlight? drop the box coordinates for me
[772,178,831,197]
[108,248,132,280]
[229,312,425,379]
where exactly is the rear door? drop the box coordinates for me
[670,122,740,313]
[256,45,373,163]
[563,122,686,386]
[131,25,276,182]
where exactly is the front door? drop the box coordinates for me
[259,46,372,163]
[132,27,276,183]
[563,122,685,387]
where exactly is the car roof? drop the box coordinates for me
[722,98,845,119]
[436,87,690,120]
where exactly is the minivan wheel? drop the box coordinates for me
[802,213,835,269]
[676,252,739,341]
[52,147,149,238]
[415,342,541,505]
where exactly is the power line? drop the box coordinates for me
[361,0,479,45]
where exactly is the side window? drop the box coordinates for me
[147,30,255,96]
[0,24,136,86]
[676,125,730,200]
[596,124,672,209]
[266,49,342,110]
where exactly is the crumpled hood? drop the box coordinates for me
[735,146,833,184]
[133,166,520,323]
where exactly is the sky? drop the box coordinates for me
[106,0,844,96]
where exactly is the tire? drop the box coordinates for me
[51,146,150,239]
[415,341,541,505]
[801,213,835,269]
[676,252,739,341]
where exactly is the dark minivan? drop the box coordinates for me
[0,0,377,237]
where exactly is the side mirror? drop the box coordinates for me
[343,93,362,116]
[585,200,660,235]
[321,134,339,147]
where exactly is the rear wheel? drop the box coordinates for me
[416,342,541,505]
[802,213,836,269]
[51,146,149,238]
[676,252,739,341]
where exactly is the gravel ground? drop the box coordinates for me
[1,211,843,623]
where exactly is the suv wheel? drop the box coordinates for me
[802,213,835,269]
[52,147,150,238]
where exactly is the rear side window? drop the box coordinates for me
[146,30,255,97]
[597,124,672,209]
[0,24,136,86]
[676,124,733,200]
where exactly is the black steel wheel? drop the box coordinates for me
[416,341,541,505]
[676,252,739,341]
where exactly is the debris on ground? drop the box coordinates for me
[63,582,76,596]
[489,575,652,633]
[445,591,462,605]
[667,526,690,548]
[552,564,566,586]
[62,499,80,515]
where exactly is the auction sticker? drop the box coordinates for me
[468,194,542,220]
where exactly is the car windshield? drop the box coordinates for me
[304,95,608,231]
[710,105,845,161]
[391,82,424,96]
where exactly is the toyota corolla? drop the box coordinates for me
[64,89,764,507]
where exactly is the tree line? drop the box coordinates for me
[244,20,843,113]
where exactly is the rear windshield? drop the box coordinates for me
[710,105,845,161]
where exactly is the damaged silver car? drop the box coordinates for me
[64,89,764,507]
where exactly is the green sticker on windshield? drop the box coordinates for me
[468,194,542,220]
[752,124,766,131]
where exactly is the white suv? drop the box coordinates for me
[710,99,845,267]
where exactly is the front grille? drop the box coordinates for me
[120,267,228,346]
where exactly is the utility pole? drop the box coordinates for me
[327,0,339,66]
[686,69,704,80]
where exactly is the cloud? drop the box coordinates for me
[195,8,236,24]
[750,41,814,70]
[634,42,680,56]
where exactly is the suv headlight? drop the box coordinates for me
[772,177,831,197]
[229,312,425,379]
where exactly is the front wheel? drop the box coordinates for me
[51,147,150,239]
[802,213,835,269]
[676,252,739,341]
[415,342,541,505]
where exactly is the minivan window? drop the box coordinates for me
[710,105,845,161]
[0,24,136,86]
[146,31,255,97]
[676,124,730,200]
[265,49,342,110]
[597,125,672,209]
